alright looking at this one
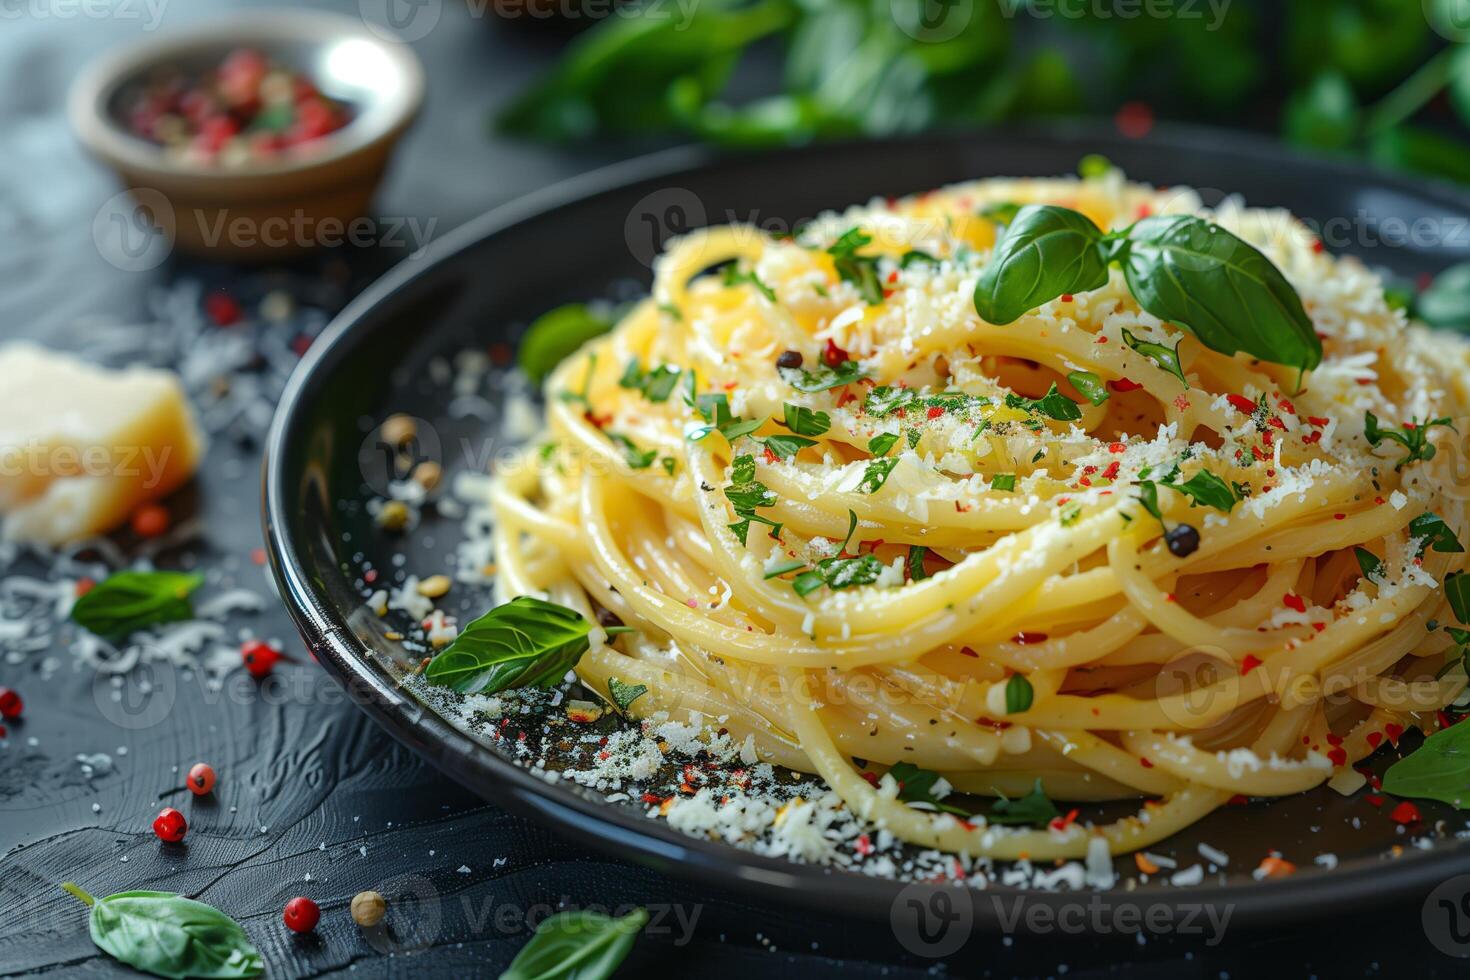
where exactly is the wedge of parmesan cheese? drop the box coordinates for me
[0,343,204,544]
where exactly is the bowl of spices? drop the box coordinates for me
[69,10,424,260]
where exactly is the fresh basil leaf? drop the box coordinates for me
[62,883,263,980]
[907,545,928,581]
[519,304,613,383]
[991,473,1016,492]
[974,205,1110,325]
[1004,384,1083,422]
[760,434,815,459]
[1121,327,1188,386]
[1004,673,1034,714]
[1410,512,1464,555]
[792,570,826,597]
[987,780,1061,827]
[863,386,919,417]
[424,596,591,695]
[782,403,830,436]
[906,428,922,450]
[867,432,899,455]
[782,359,868,392]
[608,677,648,712]
[502,908,648,980]
[1120,215,1321,379]
[1355,547,1382,580]
[857,457,899,493]
[1382,723,1470,808]
[1164,469,1239,513]
[887,761,968,816]
[1066,370,1109,406]
[70,571,203,639]
[1447,571,1470,626]
[827,227,884,305]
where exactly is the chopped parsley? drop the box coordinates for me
[1122,327,1187,386]
[1004,384,1083,422]
[868,432,899,456]
[618,358,681,403]
[1354,547,1382,580]
[987,780,1060,826]
[887,762,968,816]
[1364,412,1455,470]
[864,386,919,417]
[724,454,781,546]
[857,457,900,493]
[1004,673,1034,714]
[759,434,815,459]
[607,433,656,469]
[722,263,776,302]
[781,358,868,393]
[991,473,1017,492]
[827,227,884,305]
[1410,512,1464,555]
[907,545,928,581]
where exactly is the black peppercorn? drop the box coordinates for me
[776,350,803,370]
[1165,523,1200,558]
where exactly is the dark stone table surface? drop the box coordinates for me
[0,2,1463,977]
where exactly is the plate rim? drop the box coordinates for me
[263,122,1470,930]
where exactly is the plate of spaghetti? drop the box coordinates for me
[266,128,1470,928]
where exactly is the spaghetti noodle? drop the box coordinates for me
[491,171,1470,858]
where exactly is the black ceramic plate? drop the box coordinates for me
[264,125,1470,931]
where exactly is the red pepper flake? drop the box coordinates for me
[1366,731,1384,750]
[1108,441,1127,454]
[363,568,378,584]
[251,547,267,566]
[1228,794,1249,805]
[1388,801,1421,825]
[1333,513,1346,521]
[204,292,242,327]
[1283,593,1305,613]
[1101,461,1121,481]
[1311,240,1324,254]
[1060,294,1074,303]
[1251,445,1270,461]
[1325,733,1343,747]
[1311,622,1326,633]
[886,270,899,284]
[1139,756,1154,768]
[1267,416,1287,431]
[1327,747,1347,767]
[1302,431,1322,445]
[836,390,858,408]
[1109,378,1143,392]
[1226,394,1257,414]
[860,771,881,788]
[75,577,96,597]
[1256,856,1296,879]
[1010,631,1048,645]
[762,447,779,464]
[823,338,849,368]
[855,833,875,856]
[641,793,663,805]
[1306,416,1329,427]
[1049,808,1080,833]
[959,646,979,658]
[1095,334,1109,344]
[1385,723,1405,746]
[926,405,945,419]
[1240,654,1262,675]
[1366,794,1384,807]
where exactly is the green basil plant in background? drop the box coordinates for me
[497,0,1470,331]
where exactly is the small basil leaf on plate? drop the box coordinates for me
[501,908,647,980]
[607,677,648,712]
[1120,215,1322,379]
[518,304,613,383]
[62,883,263,980]
[1121,328,1188,386]
[782,403,830,436]
[987,779,1061,826]
[887,761,969,816]
[70,570,204,639]
[974,205,1110,324]
[424,596,591,695]
[1382,723,1470,808]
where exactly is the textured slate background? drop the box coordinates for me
[1,2,1467,977]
